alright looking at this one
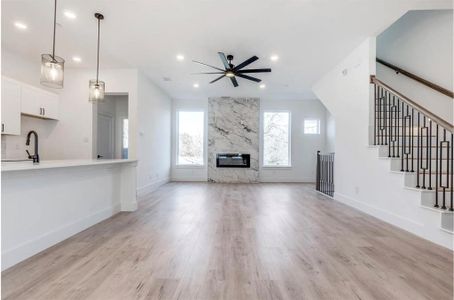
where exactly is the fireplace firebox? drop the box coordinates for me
[216,153,250,168]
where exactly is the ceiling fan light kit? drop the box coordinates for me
[40,0,65,89]
[193,52,272,87]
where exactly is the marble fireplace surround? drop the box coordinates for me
[208,97,259,183]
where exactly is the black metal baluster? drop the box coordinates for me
[411,108,414,172]
[422,116,427,189]
[428,120,432,190]
[316,151,320,192]
[405,106,410,172]
[416,112,420,188]
[441,129,447,210]
[435,125,439,208]
[397,98,400,158]
[401,102,405,172]
[392,96,396,157]
[450,133,453,211]
[385,91,388,146]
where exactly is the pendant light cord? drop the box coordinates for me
[52,0,57,59]
[96,17,101,83]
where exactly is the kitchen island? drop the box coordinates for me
[1,159,137,270]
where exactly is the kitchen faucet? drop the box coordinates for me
[26,130,39,164]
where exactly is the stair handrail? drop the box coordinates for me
[376,58,454,98]
[370,75,453,132]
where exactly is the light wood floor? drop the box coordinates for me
[2,183,453,300]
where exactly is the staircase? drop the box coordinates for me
[370,75,454,234]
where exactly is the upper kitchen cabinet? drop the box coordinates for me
[21,83,59,120]
[1,77,21,135]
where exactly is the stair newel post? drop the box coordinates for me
[416,112,420,188]
[435,124,439,208]
[374,84,377,145]
[428,120,432,190]
[316,151,320,192]
[450,133,453,211]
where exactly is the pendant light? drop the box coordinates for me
[40,0,65,88]
[89,13,105,102]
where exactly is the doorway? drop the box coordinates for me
[95,94,129,159]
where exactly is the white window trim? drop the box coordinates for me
[304,118,321,135]
[175,110,205,167]
[261,110,292,168]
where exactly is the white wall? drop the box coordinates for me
[171,98,208,182]
[260,99,328,183]
[313,38,452,249]
[136,72,172,195]
[325,110,336,153]
[377,9,453,123]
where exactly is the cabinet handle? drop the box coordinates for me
[39,108,42,115]
[43,108,45,115]
[2,123,4,133]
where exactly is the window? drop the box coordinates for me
[263,112,291,167]
[177,111,204,165]
[304,119,320,134]
[122,118,128,159]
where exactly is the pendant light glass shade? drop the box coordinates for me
[89,79,105,102]
[40,0,64,89]
[40,54,65,88]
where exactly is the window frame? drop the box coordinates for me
[304,118,321,135]
[175,110,206,168]
[261,110,292,168]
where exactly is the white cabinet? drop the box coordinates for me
[21,84,59,120]
[1,78,21,135]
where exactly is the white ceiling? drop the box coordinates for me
[2,0,452,100]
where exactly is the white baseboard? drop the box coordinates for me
[2,204,121,271]
[137,176,170,198]
[170,176,207,182]
[334,192,453,249]
[260,177,315,183]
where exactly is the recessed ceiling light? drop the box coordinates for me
[270,55,279,61]
[193,83,199,88]
[14,21,27,30]
[72,56,82,63]
[63,10,77,19]
[176,54,185,61]
[259,84,266,89]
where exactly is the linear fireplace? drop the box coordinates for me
[216,153,250,168]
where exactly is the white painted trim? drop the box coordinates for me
[260,177,315,183]
[334,192,453,249]
[136,176,170,198]
[2,204,121,271]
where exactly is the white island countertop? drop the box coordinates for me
[1,159,137,172]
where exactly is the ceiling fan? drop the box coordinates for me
[192,52,271,87]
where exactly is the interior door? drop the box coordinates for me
[97,112,114,159]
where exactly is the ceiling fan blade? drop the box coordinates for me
[210,75,226,84]
[218,52,230,69]
[235,73,261,83]
[230,77,239,87]
[191,72,225,75]
[192,60,224,71]
[237,68,272,73]
[233,56,258,71]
